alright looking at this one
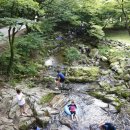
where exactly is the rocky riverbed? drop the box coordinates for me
[0,39,130,130]
[0,82,130,130]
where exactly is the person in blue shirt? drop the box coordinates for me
[55,70,65,89]
[99,122,116,130]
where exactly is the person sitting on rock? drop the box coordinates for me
[55,70,65,89]
[99,122,116,130]
[16,89,27,116]
[68,100,78,121]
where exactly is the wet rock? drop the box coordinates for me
[50,94,66,109]
[60,117,73,129]
[58,125,70,130]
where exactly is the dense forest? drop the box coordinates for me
[0,0,130,77]
[0,0,130,130]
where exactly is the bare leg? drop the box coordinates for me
[74,114,78,121]
[71,114,75,121]
[55,80,60,87]
[20,107,23,115]
[23,104,27,114]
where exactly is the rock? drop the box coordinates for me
[100,56,108,61]
[99,81,111,91]
[67,67,100,82]
[0,125,15,130]
[50,94,66,109]
[59,117,73,129]
[105,94,117,102]
[100,70,110,75]
[1,117,13,124]
[58,125,70,130]
[123,74,130,81]
[111,64,123,74]
[37,116,50,127]
[128,81,130,86]
[19,117,36,130]
[89,48,99,58]
[126,58,130,67]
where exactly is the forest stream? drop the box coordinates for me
[0,40,130,130]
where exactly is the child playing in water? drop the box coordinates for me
[68,100,78,121]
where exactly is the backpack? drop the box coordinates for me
[69,105,76,112]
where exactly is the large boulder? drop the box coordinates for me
[67,67,100,82]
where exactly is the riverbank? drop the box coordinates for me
[105,29,130,45]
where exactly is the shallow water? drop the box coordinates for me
[105,29,130,44]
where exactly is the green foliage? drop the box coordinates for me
[35,19,56,35]
[0,0,41,19]
[0,51,10,74]
[40,93,55,104]
[0,33,46,76]
[27,81,35,88]
[8,78,20,87]
[64,47,81,64]
[15,33,44,57]
[88,25,105,39]
[98,45,111,56]
[14,62,38,76]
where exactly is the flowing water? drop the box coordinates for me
[43,54,120,130]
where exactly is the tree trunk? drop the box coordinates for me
[26,24,31,33]
[7,27,16,76]
[120,0,130,35]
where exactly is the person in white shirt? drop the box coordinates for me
[16,89,27,116]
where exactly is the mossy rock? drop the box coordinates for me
[112,98,123,112]
[88,91,106,101]
[121,91,130,99]
[40,93,55,104]
[123,74,130,81]
[36,117,49,128]
[108,48,126,63]
[67,66,99,82]
[19,124,28,130]
[108,85,128,98]
[89,48,99,58]
[99,81,111,91]
[42,77,54,83]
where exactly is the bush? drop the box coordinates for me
[15,33,44,58]
[98,45,111,56]
[0,33,46,77]
[64,47,81,64]
[88,25,105,39]
[14,61,38,76]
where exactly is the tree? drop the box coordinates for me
[116,0,130,34]
[0,18,34,75]
[0,0,40,19]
